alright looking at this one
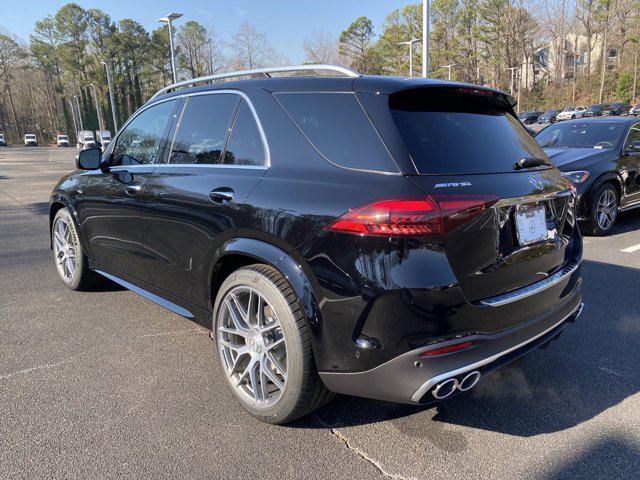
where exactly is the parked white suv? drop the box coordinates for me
[24,134,38,147]
[0,133,6,147]
[557,106,587,121]
[56,135,70,147]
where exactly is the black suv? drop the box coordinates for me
[50,66,583,424]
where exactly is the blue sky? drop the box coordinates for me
[1,0,413,63]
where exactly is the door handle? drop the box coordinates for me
[210,187,234,203]
[124,182,142,196]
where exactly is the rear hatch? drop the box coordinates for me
[384,86,578,302]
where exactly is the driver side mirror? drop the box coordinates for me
[76,147,102,170]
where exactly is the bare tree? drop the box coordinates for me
[231,22,284,70]
[303,30,342,64]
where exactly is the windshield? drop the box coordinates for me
[83,135,93,140]
[58,136,68,140]
[562,107,575,112]
[25,135,35,139]
[536,122,624,149]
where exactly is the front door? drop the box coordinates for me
[141,92,268,308]
[619,122,640,206]
[78,99,179,282]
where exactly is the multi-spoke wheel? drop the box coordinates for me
[51,208,100,290]
[218,286,288,407]
[586,184,619,236]
[213,264,333,424]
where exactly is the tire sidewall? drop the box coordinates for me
[212,267,308,423]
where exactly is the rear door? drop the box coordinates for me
[78,99,178,282]
[141,91,267,308]
[378,87,578,302]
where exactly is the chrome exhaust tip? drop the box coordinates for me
[458,371,481,391]
[432,378,458,400]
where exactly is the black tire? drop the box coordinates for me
[571,114,576,119]
[213,264,333,424]
[584,183,619,236]
[52,208,101,290]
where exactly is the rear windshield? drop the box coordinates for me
[535,122,624,148]
[390,88,549,174]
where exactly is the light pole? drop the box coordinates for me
[441,63,456,80]
[89,83,104,132]
[101,61,118,132]
[422,0,430,78]
[73,93,84,131]
[508,66,519,96]
[68,100,78,142]
[158,12,183,84]
[398,38,420,77]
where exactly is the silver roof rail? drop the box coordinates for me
[151,64,361,98]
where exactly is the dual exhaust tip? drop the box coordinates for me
[431,371,481,400]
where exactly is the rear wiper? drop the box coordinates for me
[513,157,548,170]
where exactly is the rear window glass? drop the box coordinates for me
[276,92,397,173]
[390,89,549,174]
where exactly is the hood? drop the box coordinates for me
[543,146,613,170]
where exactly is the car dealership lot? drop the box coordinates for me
[1,147,639,479]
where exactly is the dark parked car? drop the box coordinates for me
[49,66,583,424]
[584,103,610,117]
[536,117,640,235]
[517,111,542,125]
[602,101,631,116]
[538,109,561,123]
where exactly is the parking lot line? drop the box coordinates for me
[621,243,640,253]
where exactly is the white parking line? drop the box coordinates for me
[621,243,640,253]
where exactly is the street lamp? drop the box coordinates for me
[422,0,430,78]
[507,66,519,96]
[73,93,84,131]
[68,100,78,143]
[89,83,104,132]
[398,38,420,77]
[441,63,456,80]
[101,61,118,132]
[158,12,183,83]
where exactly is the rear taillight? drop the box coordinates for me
[325,195,498,237]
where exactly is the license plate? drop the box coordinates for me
[515,206,548,246]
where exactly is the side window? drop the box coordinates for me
[112,100,176,166]
[169,94,238,165]
[624,123,640,150]
[222,99,266,166]
[276,92,397,172]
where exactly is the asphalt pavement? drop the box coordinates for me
[1,147,639,479]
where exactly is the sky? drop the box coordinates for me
[0,0,414,63]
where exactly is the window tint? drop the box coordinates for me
[624,123,640,149]
[169,94,238,165]
[112,100,176,166]
[391,93,549,174]
[222,99,266,166]
[276,92,397,172]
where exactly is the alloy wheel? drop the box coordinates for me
[596,189,617,231]
[217,286,288,408]
[53,217,76,282]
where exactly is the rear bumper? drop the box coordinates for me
[320,286,583,405]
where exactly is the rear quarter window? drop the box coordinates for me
[275,92,398,173]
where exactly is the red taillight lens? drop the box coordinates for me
[419,340,474,357]
[325,195,498,237]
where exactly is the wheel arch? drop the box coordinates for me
[590,172,623,205]
[208,238,323,340]
[49,194,83,251]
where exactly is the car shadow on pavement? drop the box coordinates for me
[293,259,639,438]
[605,210,640,236]
[29,202,50,215]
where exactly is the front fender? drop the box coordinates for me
[49,193,85,252]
